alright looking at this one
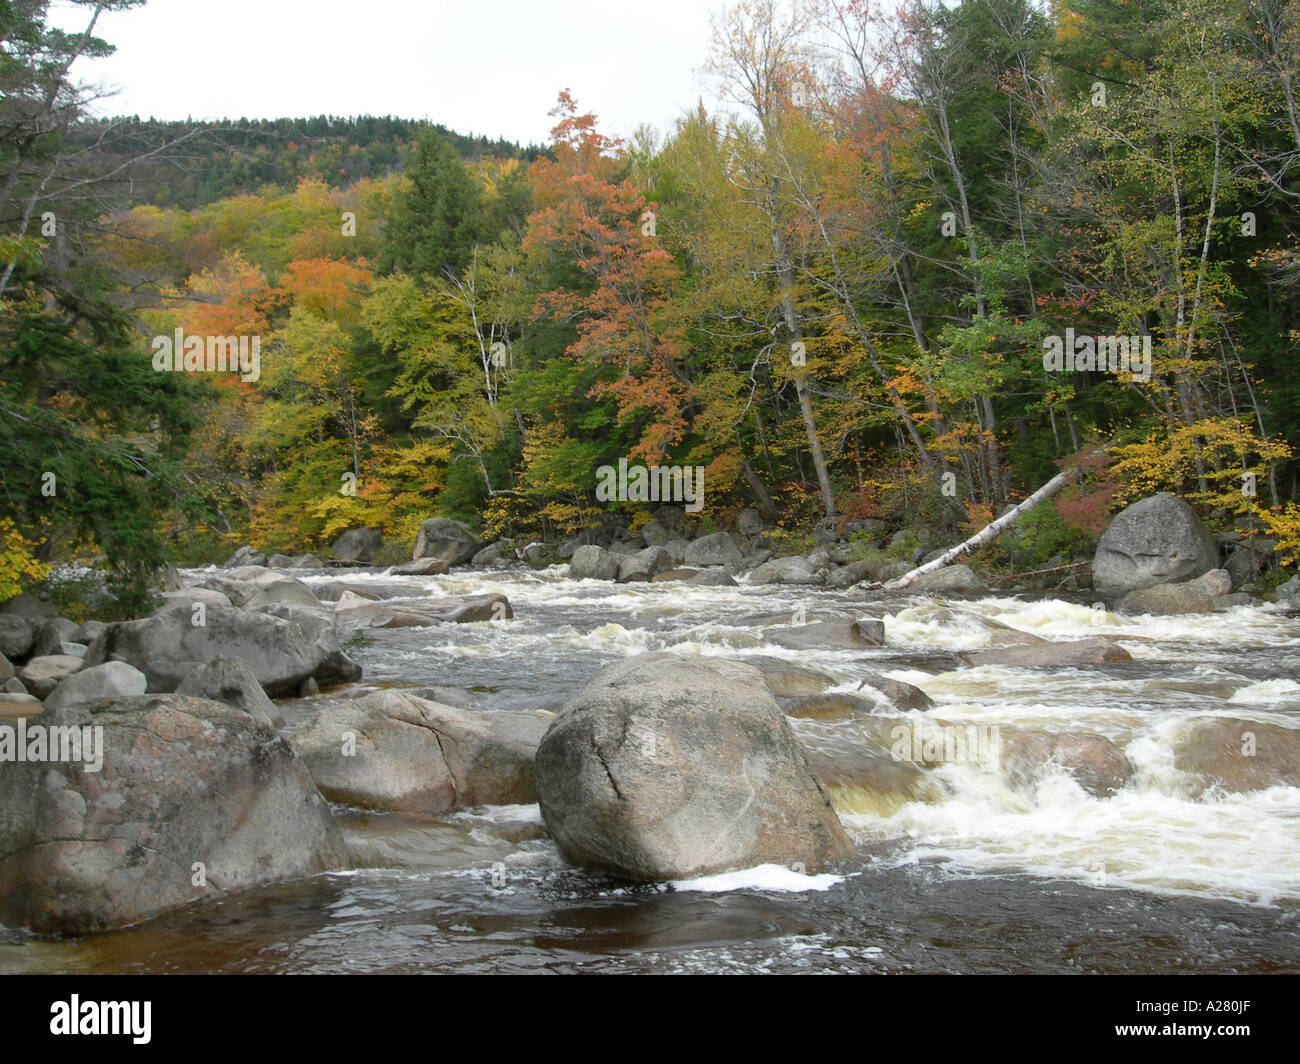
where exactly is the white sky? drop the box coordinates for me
[52,0,726,146]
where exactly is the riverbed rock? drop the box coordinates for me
[0,694,349,935]
[959,637,1132,668]
[855,671,935,711]
[1171,717,1300,795]
[534,654,850,880]
[740,656,843,698]
[1195,568,1233,597]
[1117,580,1213,616]
[688,570,738,586]
[825,560,876,589]
[0,616,34,660]
[85,603,361,697]
[1092,493,1219,593]
[166,583,234,609]
[331,527,383,564]
[800,738,936,816]
[244,576,324,611]
[175,656,283,728]
[30,618,79,659]
[782,693,880,721]
[748,556,824,586]
[470,542,509,567]
[191,574,257,607]
[683,532,744,568]
[569,544,620,581]
[0,651,10,682]
[290,691,545,814]
[17,655,84,699]
[907,564,987,594]
[71,620,107,646]
[222,545,266,568]
[639,521,671,547]
[766,619,885,650]
[618,546,675,583]
[44,661,147,710]
[998,729,1133,798]
[367,593,513,626]
[390,557,450,576]
[412,518,482,567]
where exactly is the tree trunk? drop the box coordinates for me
[868,457,1096,591]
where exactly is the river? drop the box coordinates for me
[2,565,1297,973]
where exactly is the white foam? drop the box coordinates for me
[671,864,845,893]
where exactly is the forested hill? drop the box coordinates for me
[64,115,542,209]
[6,0,1300,617]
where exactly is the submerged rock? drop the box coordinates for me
[960,637,1132,668]
[998,729,1133,798]
[1171,717,1300,795]
[766,619,885,650]
[739,655,843,698]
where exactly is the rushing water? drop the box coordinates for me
[3,565,1299,974]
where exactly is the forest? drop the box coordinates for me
[3,0,1300,613]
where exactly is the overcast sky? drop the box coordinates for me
[53,0,726,146]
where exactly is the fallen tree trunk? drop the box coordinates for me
[865,458,1095,592]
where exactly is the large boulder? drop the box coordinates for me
[683,532,744,568]
[960,637,1132,668]
[1092,493,1219,593]
[85,603,361,697]
[331,527,383,564]
[569,544,620,581]
[1171,717,1300,795]
[534,654,850,880]
[0,695,348,934]
[617,546,675,583]
[44,661,147,711]
[289,691,546,814]
[412,518,482,567]
[176,657,283,728]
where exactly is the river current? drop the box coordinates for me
[2,565,1298,973]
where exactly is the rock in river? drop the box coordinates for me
[534,653,850,881]
[0,694,348,934]
[289,691,546,814]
